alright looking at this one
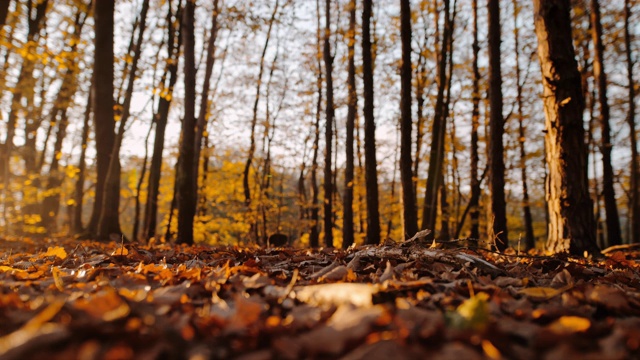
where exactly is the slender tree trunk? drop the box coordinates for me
[512,0,535,250]
[88,0,117,239]
[176,0,197,244]
[487,0,508,250]
[73,83,92,234]
[143,0,182,241]
[343,0,357,248]
[624,0,639,243]
[399,0,417,239]
[323,0,335,247]
[193,0,219,200]
[363,0,381,244]
[591,0,622,247]
[132,125,153,241]
[469,0,481,240]
[309,0,323,248]
[0,0,10,30]
[243,1,279,243]
[533,0,599,255]
[422,0,450,234]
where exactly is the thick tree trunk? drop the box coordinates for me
[143,0,182,241]
[343,0,357,248]
[88,0,118,239]
[0,0,10,30]
[624,0,639,243]
[176,0,197,244]
[512,0,535,250]
[591,0,622,247]
[399,0,417,239]
[487,0,508,250]
[363,0,381,244]
[533,0,599,255]
[323,0,335,247]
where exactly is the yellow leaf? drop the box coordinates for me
[518,284,571,300]
[0,266,25,273]
[481,340,502,360]
[548,316,591,334]
[44,246,67,260]
[51,267,65,291]
[455,292,490,330]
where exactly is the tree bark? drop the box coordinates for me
[176,0,197,244]
[98,0,150,239]
[143,0,182,241]
[512,0,535,250]
[591,0,622,247]
[487,0,508,250]
[533,0,599,255]
[624,0,639,243]
[469,0,481,240]
[343,0,357,248]
[88,0,118,239]
[363,0,381,244]
[422,0,450,235]
[243,0,279,243]
[399,0,417,239]
[323,0,335,247]
[309,0,323,248]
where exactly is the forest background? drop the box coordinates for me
[0,0,637,252]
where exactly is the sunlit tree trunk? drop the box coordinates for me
[343,0,357,248]
[591,0,621,247]
[533,0,599,255]
[323,0,335,247]
[624,0,639,243]
[487,0,508,250]
[399,0,417,239]
[363,0,381,244]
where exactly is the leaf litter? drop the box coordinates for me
[0,237,639,359]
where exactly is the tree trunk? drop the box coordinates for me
[143,0,182,241]
[469,0,481,240]
[98,0,150,239]
[193,0,219,199]
[176,0,197,244]
[399,0,417,239]
[323,0,335,248]
[0,0,10,30]
[309,0,323,248]
[624,0,639,243]
[243,1,279,243]
[591,0,622,247]
[132,125,153,241]
[88,0,118,239]
[73,82,92,234]
[343,0,357,249]
[512,0,535,250]
[533,0,599,255]
[487,0,508,250]
[363,0,381,244]
[422,0,450,234]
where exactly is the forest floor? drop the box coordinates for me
[0,236,639,359]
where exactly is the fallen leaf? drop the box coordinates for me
[547,316,591,334]
[43,247,67,260]
[73,288,130,321]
